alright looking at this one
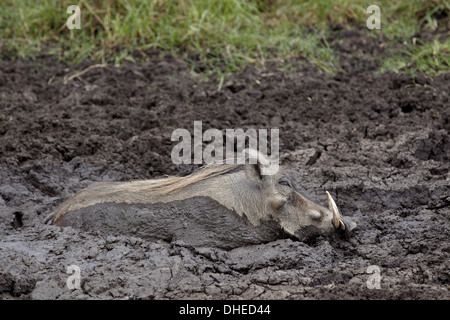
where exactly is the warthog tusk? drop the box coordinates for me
[339,219,346,231]
[326,191,344,230]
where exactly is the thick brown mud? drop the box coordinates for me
[0,29,449,299]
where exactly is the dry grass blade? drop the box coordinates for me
[63,63,107,84]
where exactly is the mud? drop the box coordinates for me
[0,29,449,299]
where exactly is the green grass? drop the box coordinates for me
[379,38,450,76]
[0,0,449,77]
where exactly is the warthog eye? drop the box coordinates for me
[278,177,292,188]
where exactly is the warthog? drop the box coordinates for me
[44,150,356,249]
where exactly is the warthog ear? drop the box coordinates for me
[242,149,274,183]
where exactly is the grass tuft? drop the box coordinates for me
[379,38,450,76]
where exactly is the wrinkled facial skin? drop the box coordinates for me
[266,173,355,241]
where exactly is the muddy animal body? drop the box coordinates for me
[58,198,285,249]
[45,150,356,248]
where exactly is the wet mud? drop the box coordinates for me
[0,29,449,299]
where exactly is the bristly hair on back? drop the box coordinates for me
[112,161,245,195]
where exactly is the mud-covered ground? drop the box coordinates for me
[0,29,449,299]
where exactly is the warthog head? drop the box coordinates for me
[238,149,357,241]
